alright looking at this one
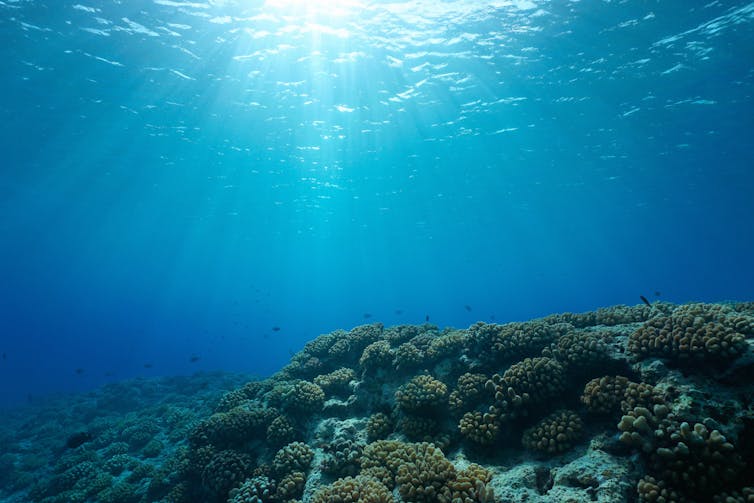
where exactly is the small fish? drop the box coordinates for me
[144,363,153,369]
[1,352,5,360]
[105,371,114,377]
[363,313,372,319]
[75,368,84,375]
[464,305,472,312]
[66,432,93,449]
[640,295,651,307]
[654,291,661,297]
[425,314,430,322]
[190,355,200,363]
[394,309,404,315]
[272,326,281,332]
[489,315,496,321]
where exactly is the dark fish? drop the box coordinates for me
[654,291,661,297]
[363,313,372,319]
[640,295,651,307]
[144,363,153,369]
[464,305,472,312]
[105,371,114,377]
[75,368,84,375]
[66,432,93,449]
[272,326,281,332]
[395,309,404,315]
[190,355,200,363]
[425,314,430,322]
[489,315,496,321]
[2,352,6,360]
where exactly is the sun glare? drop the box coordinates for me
[263,0,363,19]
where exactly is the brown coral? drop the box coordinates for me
[311,475,395,503]
[486,357,566,418]
[272,442,314,476]
[522,409,583,454]
[366,413,394,442]
[581,376,631,415]
[628,303,748,364]
[459,411,499,445]
[395,375,448,414]
[449,373,489,415]
[360,341,392,374]
[395,442,455,503]
[314,368,356,397]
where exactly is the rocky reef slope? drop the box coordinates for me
[2,301,754,503]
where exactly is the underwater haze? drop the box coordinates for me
[1,0,753,407]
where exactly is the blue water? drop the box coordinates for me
[1,0,753,407]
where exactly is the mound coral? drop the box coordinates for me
[265,415,297,447]
[366,412,393,442]
[227,475,275,503]
[311,475,394,503]
[468,321,569,365]
[272,442,314,475]
[314,367,356,397]
[395,442,455,502]
[628,303,748,364]
[522,409,583,454]
[395,375,448,414]
[548,330,610,370]
[486,357,566,419]
[392,342,424,371]
[359,341,392,374]
[449,373,489,415]
[459,411,499,445]
[200,450,252,499]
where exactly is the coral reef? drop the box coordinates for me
[522,409,583,454]
[2,301,753,503]
[395,374,448,413]
[311,475,394,503]
[628,303,749,364]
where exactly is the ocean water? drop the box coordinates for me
[0,0,753,408]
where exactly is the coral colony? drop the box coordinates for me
[3,301,753,502]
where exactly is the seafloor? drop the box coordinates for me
[1,301,753,503]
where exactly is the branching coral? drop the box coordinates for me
[329,323,384,362]
[200,450,252,499]
[425,330,469,361]
[581,376,665,417]
[395,442,455,503]
[272,442,314,476]
[468,321,569,365]
[619,405,744,499]
[449,373,489,415]
[392,343,424,371]
[314,368,356,397]
[266,415,298,447]
[227,475,275,503]
[628,303,748,364]
[359,341,392,374]
[366,413,394,442]
[459,411,499,445]
[548,330,611,370]
[395,375,448,414]
[311,475,395,503]
[486,357,566,419]
[522,409,583,454]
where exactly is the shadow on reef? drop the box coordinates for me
[4,301,754,503]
